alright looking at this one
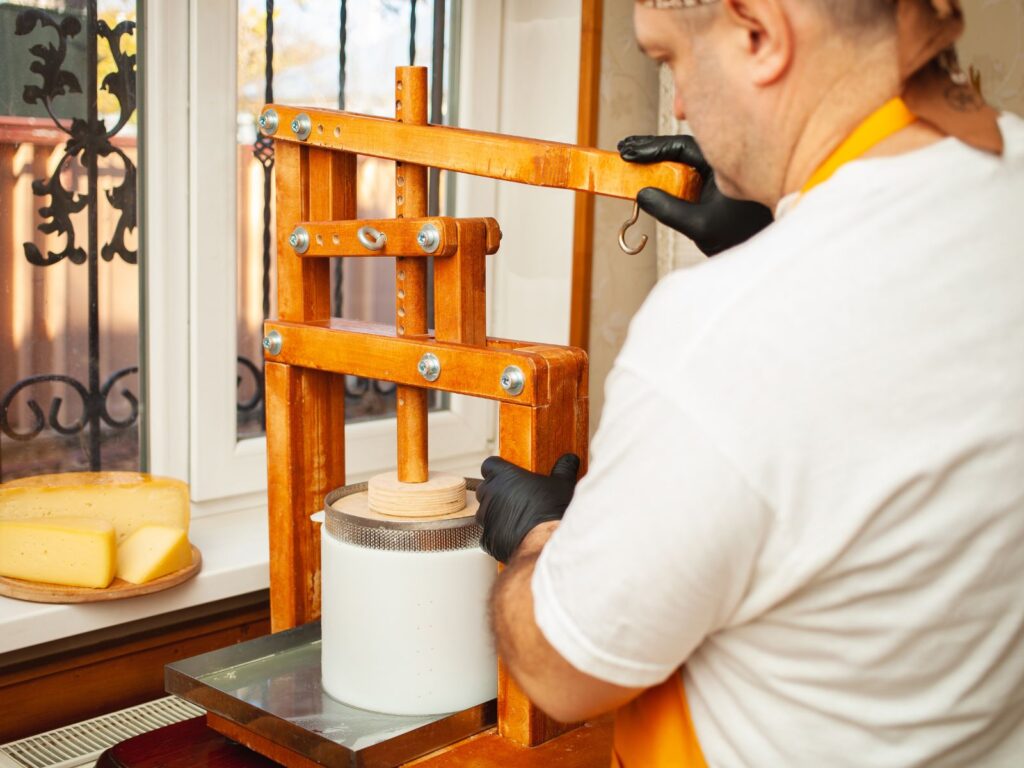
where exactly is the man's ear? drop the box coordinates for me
[721,0,792,86]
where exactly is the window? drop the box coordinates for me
[182,0,494,504]
[0,0,140,482]
[234,0,451,442]
[3,0,579,506]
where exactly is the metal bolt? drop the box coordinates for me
[289,226,310,254]
[258,109,279,135]
[290,112,312,141]
[262,330,283,356]
[417,353,441,382]
[416,223,440,254]
[500,366,525,396]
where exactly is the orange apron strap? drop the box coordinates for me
[801,97,917,193]
[611,673,709,768]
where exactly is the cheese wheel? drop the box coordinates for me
[0,517,116,588]
[0,472,189,544]
[116,525,192,585]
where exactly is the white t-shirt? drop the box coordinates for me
[533,113,1024,767]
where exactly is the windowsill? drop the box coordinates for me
[0,505,270,656]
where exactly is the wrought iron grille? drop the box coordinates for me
[0,0,139,482]
[236,0,450,435]
[0,0,451,481]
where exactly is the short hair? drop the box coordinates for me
[812,0,896,30]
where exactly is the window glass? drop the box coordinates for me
[236,0,448,440]
[0,0,140,482]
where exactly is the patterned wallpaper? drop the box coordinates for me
[959,0,1024,115]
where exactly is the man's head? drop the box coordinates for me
[635,0,899,205]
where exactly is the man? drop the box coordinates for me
[475,0,1024,765]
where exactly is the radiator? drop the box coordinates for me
[0,697,204,768]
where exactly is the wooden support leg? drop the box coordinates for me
[265,363,346,631]
[266,141,355,631]
[496,347,589,747]
[395,65,430,483]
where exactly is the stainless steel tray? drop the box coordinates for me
[165,621,497,767]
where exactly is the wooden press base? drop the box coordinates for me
[95,715,614,768]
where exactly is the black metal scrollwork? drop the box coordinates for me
[1,368,140,442]
[15,8,138,268]
[237,357,265,413]
[1,2,139,477]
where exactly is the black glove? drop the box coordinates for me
[618,134,773,256]
[474,454,581,564]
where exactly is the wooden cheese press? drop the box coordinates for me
[207,66,700,767]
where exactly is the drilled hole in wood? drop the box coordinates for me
[397,81,403,91]
[398,270,406,280]
[398,289,405,299]
[397,195,405,206]
[396,100,402,111]
[317,124,324,134]
[398,325,406,335]
[398,308,406,318]
[333,126,341,138]
[315,234,324,245]
[397,176,405,187]
[332,234,340,245]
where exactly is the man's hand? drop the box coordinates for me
[475,454,580,564]
[618,134,774,256]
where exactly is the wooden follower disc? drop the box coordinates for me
[0,545,202,604]
[367,472,470,518]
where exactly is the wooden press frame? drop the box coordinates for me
[258,66,698,754]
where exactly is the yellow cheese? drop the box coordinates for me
[116,525,192,585]
[0,518,116,588]
[0,472,189,544]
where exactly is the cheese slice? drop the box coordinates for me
[0,517,116,588]
[0,472,189,544]
[116,525,192,585]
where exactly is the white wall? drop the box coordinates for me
[456,0,582,347]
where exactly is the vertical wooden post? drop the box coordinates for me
[496,347,590,747]
[395,66,430,483]
[265,141,355,631]
[432,218,488,346]
[570,0,604,351]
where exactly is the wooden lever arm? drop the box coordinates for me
[262,105,702,203]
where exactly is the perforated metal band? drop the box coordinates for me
[324,480,483,553]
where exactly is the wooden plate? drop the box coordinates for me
[0,545,202,604]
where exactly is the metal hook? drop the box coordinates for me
[357,225,387,251]
[618,201,648,255]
